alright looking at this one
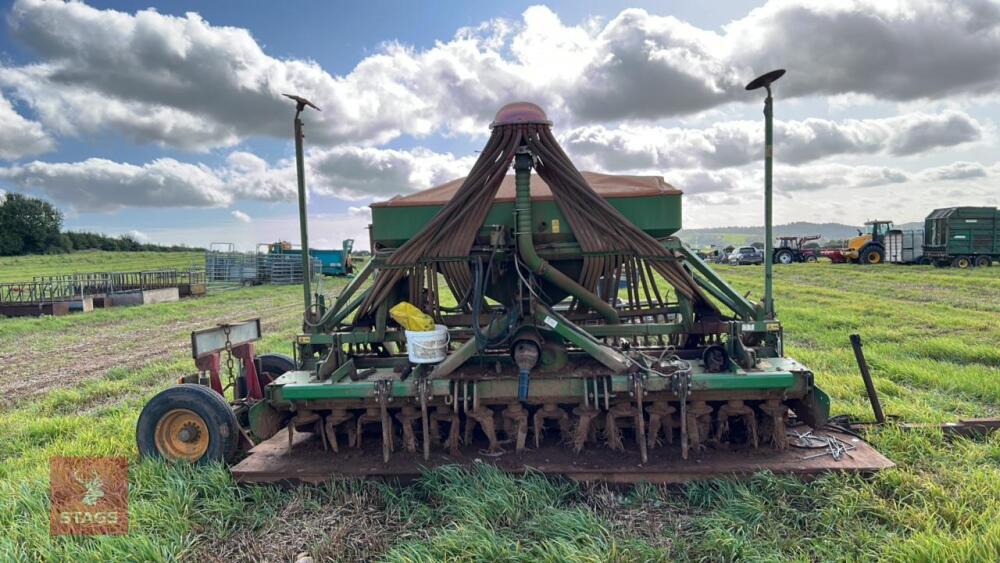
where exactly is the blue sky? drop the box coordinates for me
[1,0,998,249]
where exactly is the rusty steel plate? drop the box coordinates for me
[232,428,893,485]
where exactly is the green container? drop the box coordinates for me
[923,207,1000,263]
[370,173,683,249]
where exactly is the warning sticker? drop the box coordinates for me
[543,316,558,328]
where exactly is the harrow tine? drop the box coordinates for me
[646,401,676,449]
[502,403,529,453]
[420,379,430,460]
[680,400,688,459]
[533,403,571,448]
[760,399,789,450]
[605,402,634,452]
[323,419,338,453]
[633,377,648,464]
[686,401,713,455]
[716,400,758,448]
[317,419,328,452]
[467,406,500,452]
[377,381,393,463]
[571,405,599,454]
[396,405,420,454]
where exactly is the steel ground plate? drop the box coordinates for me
[232,428,893,484]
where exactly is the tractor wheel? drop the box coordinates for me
[953,256,972,269]
[237,353,296,399]
[974,256,992,268]
[137,384,240,464]
[916,257,931,266]
[775,249,794,265]
[258,354,295,386]
[858,244,884,264]
[805,255,818,263]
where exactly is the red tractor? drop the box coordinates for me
[773,235,822,264]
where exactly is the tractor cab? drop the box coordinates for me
[773,235,821,264]
[776,236,798,249]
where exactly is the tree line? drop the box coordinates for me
[0,192,202,256]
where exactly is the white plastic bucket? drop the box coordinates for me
[405,324,450,364]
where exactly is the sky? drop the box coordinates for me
[0,0,998,250]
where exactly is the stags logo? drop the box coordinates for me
[50,456,128,536]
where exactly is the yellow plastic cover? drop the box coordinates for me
[389,301,435,331]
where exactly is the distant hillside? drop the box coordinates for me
[678,221,922,248]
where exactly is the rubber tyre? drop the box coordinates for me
[775,250,794,265]
[137,384,240,464]
[805,255,818,263]
[858,244,884,264]
[952,256,972,269]
[916,257,931,266]
[258,353,295,386]
[975,256,992,268]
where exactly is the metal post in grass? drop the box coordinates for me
[745,69,785,320]
[284,94,321,322]
[850,333,886,424]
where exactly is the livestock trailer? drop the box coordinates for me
[923,207,999,268]
[269,239,355,275]
[885,229,925,264]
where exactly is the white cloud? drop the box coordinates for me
[567,9,738,120]
[348,205,372,218]
[726,0,1000,103]
[223,151,298,202]
[1,0,543,149]
[0,91,54,160]
[231,210,251,223]
[121,211,375,251]
[127,229,149,242]
[0,157,230,211]
[308,146,476,199]
[1,0,997,232]
[0,145,471,211]
[777,163,909,192]
[562,111,984,172]
[919,161,990,182]
[4,0,1000,153]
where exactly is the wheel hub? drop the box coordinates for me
[154,408,210,462]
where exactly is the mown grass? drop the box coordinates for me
[1,261,999,561]
[0,250,203,282]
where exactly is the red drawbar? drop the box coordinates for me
[232,343,263,400]
[193,345,262,400]
[194,353,223,394]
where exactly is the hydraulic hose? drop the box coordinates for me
[513,151,620,324]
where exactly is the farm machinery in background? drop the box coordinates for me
[268,239,355,276]
[923,207,999,268]
[821,220,893,264]
[136,72,890,481]
[871,207,999,268]
[773,235,821,264]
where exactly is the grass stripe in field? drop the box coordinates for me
[0,251,204,282]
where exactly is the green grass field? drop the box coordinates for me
[0,251,203,282]
[1,258,999,561]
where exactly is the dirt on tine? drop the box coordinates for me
[0,301,300,405]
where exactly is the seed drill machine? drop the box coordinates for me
[137,71,885,481]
